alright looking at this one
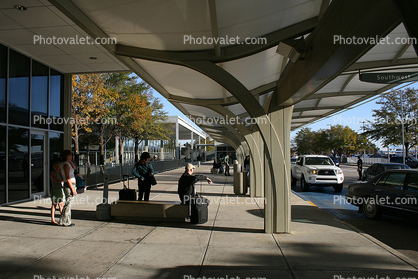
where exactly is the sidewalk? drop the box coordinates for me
[0,162,417,279]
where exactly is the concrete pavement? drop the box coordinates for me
[0,162,417,279]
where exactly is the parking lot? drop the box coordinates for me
[292,163,418,263]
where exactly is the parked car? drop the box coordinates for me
[290,157,297,165]
[328,155,340,167]
[291,155,344,192]
[362,163,410,181]
[346,169,418,220]
[390,156,418,168]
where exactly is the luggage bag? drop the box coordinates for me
[119,175,136,201]
[190,196,209,224]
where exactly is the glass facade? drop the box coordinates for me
[9,49,30,126]
[0,45,6,123]
[0,43,65,204]
[31,61,48,129]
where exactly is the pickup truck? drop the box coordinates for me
[291,155,344,192]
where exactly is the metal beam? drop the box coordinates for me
[114,17,318,64]
[392,0,418,56]
[273,0,402,110]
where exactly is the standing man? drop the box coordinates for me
[197,154,201,167]
[224,153,230,176]
[178,163,212,204]
[357,156,363,180]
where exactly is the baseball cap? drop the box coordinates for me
[185,163,195,171]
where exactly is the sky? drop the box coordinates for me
[147,80,418,150]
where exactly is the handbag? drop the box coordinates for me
[147,165,157,186]
[76,175,85,188]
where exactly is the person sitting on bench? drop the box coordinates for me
[178,163,212,204]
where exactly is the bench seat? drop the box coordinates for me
[111,200,189,222]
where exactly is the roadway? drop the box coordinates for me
[292,163,418,263]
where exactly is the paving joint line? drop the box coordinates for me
[1,222,109,279]
[197,175,228,277]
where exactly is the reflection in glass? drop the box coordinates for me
[0,126,5,204]
[50,69,63,131]
[32,61,48,129]
[9,49,30,126]
[31,134,44,194]
[50,132,63,163]
[8,127,29,202]
[0,45,6,123]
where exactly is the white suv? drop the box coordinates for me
[291,155,344,192]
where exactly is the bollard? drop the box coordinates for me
[96,172,112,221]
[234,172,244,195]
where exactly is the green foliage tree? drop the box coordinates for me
[363,88,418,156]
[72,73,109,165]
[292,125,375,157]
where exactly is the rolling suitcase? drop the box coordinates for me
[190,197,209,224]
[119,175,136,201]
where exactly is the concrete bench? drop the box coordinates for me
[110,200,189,222]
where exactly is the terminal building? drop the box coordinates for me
[0,0,417,233]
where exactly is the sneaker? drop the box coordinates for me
[64,223,75,227]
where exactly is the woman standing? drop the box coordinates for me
[50,161,65,225]
[132,152,155,201]
[59,150,77,227]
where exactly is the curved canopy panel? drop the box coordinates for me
[133,58,231,100]
[1,0,417,143]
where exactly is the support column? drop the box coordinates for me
[175,121,180,159]
[63,74,72,150]
[191,132,194,161]
[159,140,164,160]
[263,106,293,233]
[144,139,149,152]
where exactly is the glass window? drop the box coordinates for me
[305,157,333,165]
[376,172,406,189]
[407,173,418,192]
[9,49,30,126]
[0,45,6,123]
[49,132,64,163]
[31,60,48,129]
[376,165,385,173]
[8,127,29,202]
[49,69,63,131]
[0,125,5,204]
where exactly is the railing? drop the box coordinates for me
[78,159,183,188]
[346,157,389,164]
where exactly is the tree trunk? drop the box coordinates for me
[99,123,105,165]
[74,124,80,166]
[119,131,124,164]
[87,144,91,166]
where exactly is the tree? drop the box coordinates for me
[363,88,418,156]
[292,128,316,155]
[72,74,109,165]
[292,125,375,157]
[129,93,172,162]
[326,125,357,156]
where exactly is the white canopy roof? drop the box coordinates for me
[1,0,416,143]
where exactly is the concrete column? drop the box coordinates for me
[175,121,180,159]
[159,140,164,160]
[204,137,207,160]
[261,106,293,233]
[252,129,264,198]
[191,132,194,161]
[63,74,72,150]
